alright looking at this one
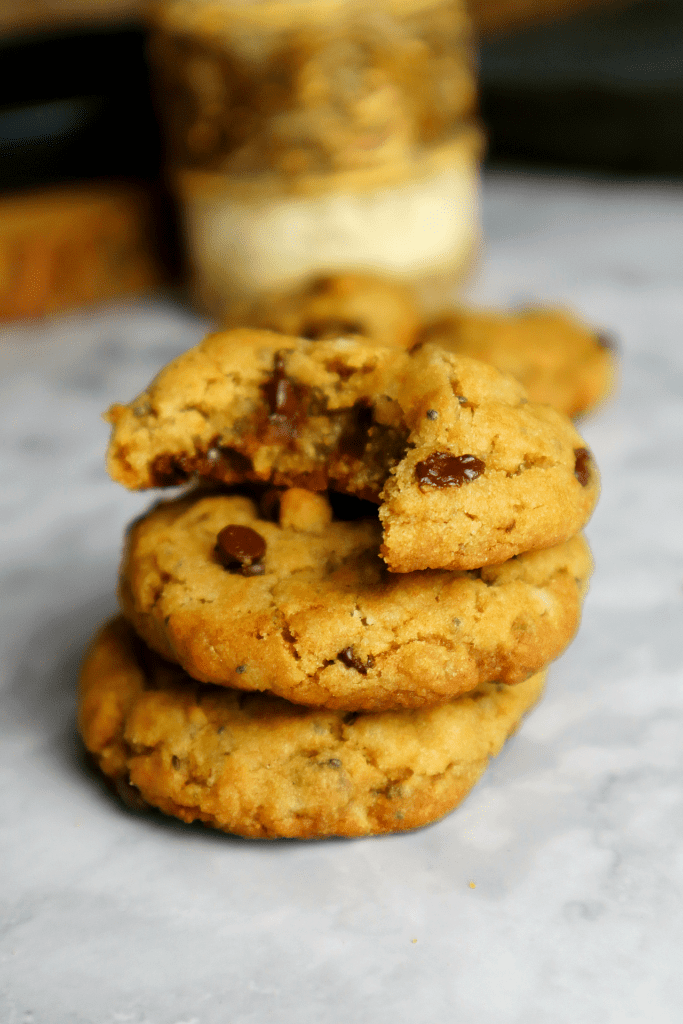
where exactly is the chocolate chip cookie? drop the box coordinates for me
[417,305,616,418]
[105,330,599,571]
[78,617,546,839]
[118,488,591,711]
[235,273,421,350]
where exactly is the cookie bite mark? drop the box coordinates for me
[106,332,599,571]
[215,525,266,576]
[415,452,485,489]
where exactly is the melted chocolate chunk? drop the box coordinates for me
[573,447,592,487]
[301,318,364,341]
[263,352,298,418]
[150,446,253,487]
[260,351,308,443]
[426,409,438,420]
[216,524,266,575]
[337,647,375,675]
[259,488,283,522]
[415,452,485,489]
[338,401,373,458]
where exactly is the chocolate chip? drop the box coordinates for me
[301,318,364,340]
[216,524,266,575]
[263,352,298,419]
[338,401,373,458]
[171,755,181,770]
[259,488,283,522]
[574,447,592,487]
[113,775,149,812]
[337,647,373,674]
[597,331,617,352]
[415,452,485,489]
[457,395,468,404]
[326,758,342,768]
[307,276,333,296]
[426,409,438,420]
[236,664,247,674]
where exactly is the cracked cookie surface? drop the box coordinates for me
[105,330,599,571]
[118,489,591,711]
[78,617,546,839]
[417,305,616,418]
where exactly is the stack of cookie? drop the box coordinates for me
[79,326,598,838]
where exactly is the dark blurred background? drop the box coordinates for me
[479,0,683,175]
[1,0,681,193]
[0,0,680,321]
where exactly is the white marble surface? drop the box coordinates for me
[1,171,682,1024]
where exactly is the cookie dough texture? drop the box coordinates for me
[78,617,546,839]
[119,490,591,710]
[418,305,616,418]
[105,331,599,571]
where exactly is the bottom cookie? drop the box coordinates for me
[78,617,546,839]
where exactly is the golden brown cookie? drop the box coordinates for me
[234,273,421,350]
[118,488,591,710]
[105,330,599,571]
[78,617,547,839]
[417,305,616,418]
[0,183,163,323]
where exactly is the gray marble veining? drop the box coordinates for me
[1,173,682,1024]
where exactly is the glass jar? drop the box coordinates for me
[148,0,482,317]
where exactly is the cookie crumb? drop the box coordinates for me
[469,881,476,889]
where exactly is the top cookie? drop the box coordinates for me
[232,273,421,351]
[417,305,616,418]
[105,330,599,570]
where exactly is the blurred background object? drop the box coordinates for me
[470,0,633,36]
[0,1,140,36]
[477,0,683,173]
[0,183,164,321]
[146,0,482,319]
[0,0,681,323]
[0,13,176,321]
